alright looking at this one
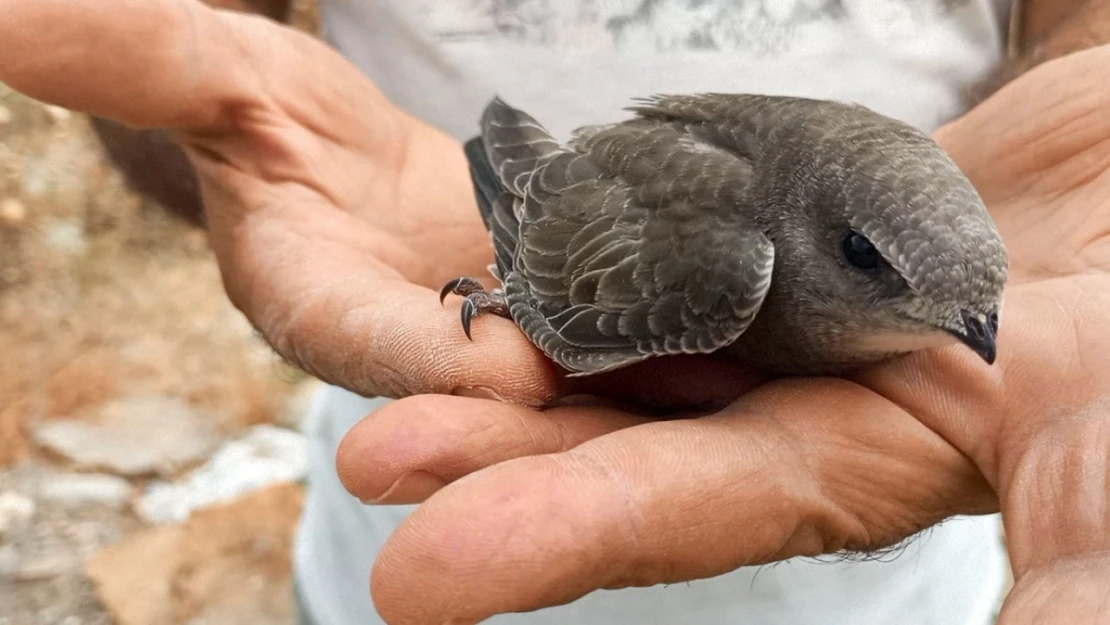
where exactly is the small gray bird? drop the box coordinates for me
[440,94,1008,376]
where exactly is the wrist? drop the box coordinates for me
[1015,0,1110,69]
[971,0,1110,103]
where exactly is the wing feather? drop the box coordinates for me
[466,95,777,374]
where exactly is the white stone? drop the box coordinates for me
[136,424,308,524]
[43,104,71,122]
[38,473,132,509]
[0,544,19,575]
[10,552,76,581]
[32,395,220,478]
[0,491,35,539]
[279,378,324,431]
[44,219,86,255]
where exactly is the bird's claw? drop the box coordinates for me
[439,276,511,340]
[461,297,477,340]
[438,276,486,305]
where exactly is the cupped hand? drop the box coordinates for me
[0,0,763,409]
[336,48,1110,624]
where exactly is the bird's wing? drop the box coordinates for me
[472,96,775,375]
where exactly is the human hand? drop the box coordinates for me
[5,2,1107,622]
[0,0,760,410]
[927,45,1110,623]
[335,47,1110,624]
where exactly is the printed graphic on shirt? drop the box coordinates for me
[413,0,974,55]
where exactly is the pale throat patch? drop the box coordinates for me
[854,329,959,353]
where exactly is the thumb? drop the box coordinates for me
[0,0,251,130]
[0,0,395,140]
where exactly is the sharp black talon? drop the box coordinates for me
[439,276,488,305]
[461,298,476,341]
[439,278,462,305]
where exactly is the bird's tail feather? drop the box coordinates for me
[488,193,520,280]
[463,135,503,231]
[478,96,562,197]
[462,102,526,278]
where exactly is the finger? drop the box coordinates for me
[253,270,566,405]
[335,395,650,504]
[855,277,1110,614]
[852,280,1110,489]
[214,191,764,406]
[369,379,994,625]
[335,362,760,506]
[562,355,769,411]
[0,0,245,129]
[0,0,398,141]
[265,269,755,408]
[0,0,472,250]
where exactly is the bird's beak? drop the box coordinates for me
[949,308,998,365]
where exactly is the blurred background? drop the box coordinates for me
[0,2,323,623]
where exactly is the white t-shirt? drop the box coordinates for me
[295,2,1013,624]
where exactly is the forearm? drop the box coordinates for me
[1007,0,1110,76]
[966,0,1110,103]
[1016,0,1091,43]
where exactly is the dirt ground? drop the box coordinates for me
[1,2,320,624]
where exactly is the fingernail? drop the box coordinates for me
[362,470,446,505]
[451,385,506,401]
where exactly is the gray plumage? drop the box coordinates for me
[441,93,1008,376]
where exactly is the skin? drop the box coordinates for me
[1,1,1108,624]
[85,0,292,226]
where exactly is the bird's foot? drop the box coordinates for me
[439,277,510,340]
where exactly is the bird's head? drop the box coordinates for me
[776,121,1009,366]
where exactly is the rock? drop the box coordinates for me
[32,395,220,478]
[136,425,306,524]
[0,198,26,226]
[86,525,184,625]
[0,544,18,575]
[0,491,35,539]
[0,536,77,581]
[279,378,323,431]
[0,104,12,125]
[87,483,304,625]
[44,219,87,255]
[44,104,72,122]
[38,473,132,509]
[8,552,77,581]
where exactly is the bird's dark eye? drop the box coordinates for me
[841,232,879,270]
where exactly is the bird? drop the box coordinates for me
[439,93,1008,377]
